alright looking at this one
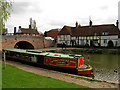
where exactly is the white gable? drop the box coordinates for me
[17,29,22,33]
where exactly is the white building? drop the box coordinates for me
[118,1,120,29]
[118,1,120,46]
[58,21,120,47]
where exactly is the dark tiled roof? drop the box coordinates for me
[58,26,75,35]
[119,31,120,38]
[47,29,60,32]
[58,24,119,36]
[17,28,39,34]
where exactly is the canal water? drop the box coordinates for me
[56,50,119,83]
[82,53,119,83]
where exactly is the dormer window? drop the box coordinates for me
[94,33,97,36]
[17,29,22,33]
[105,32,108,35]
[102,32,108,35]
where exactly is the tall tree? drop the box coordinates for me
[29,17,37,30]
[0,0,13,35]
[33,20,37,29]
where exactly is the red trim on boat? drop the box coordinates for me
[78,70,91,74]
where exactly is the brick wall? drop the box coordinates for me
[44,39,55,48]
[2,35,55,49]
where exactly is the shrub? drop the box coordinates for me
[85,43,89,47]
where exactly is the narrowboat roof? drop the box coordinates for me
[2,48,83,59]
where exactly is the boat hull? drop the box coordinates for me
[77,65,93,75]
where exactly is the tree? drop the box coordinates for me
[44,31,47,37]
[29,17,37,30]
[0,0,13,35]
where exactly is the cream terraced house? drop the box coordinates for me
[57,21,120,47]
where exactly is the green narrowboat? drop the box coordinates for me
[2,48,93,75]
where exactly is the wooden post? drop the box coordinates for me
[3,52,6,69]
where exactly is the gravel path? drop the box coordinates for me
[4,60,119,89]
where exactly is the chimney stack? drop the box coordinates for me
[29,25,32,30]
[78,24,81,27]
[14,27,16,35]
[116,20,119,28]
[19,26,21,29]
[89,20,92,27]
[76,21,78,28]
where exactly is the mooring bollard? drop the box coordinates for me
[90,68,95,81]
[91,74,95,81]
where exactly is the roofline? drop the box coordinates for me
[80,24,115,27]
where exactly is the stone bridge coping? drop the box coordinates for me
[2,35,44,39]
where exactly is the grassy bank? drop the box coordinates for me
[2,64,92,88]
[0,63,2,90]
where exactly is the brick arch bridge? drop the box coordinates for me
[2,35,55,49]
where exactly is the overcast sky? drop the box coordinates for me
[5,0,120,33]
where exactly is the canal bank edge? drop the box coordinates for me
[55,48,120,54]
[64,73,119,85]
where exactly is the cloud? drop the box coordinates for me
[48,20,67,27]
[104,16,117,24]
[12,2,42,15]
[12,2,30,14]
[99,6,109,10]
[5,0,119,33]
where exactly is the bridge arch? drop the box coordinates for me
[14,41,34,49]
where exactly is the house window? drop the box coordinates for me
[81,40,84,45]
[102,32,108,35]
[104,39,107,43]
[105,32,108,35]
[102,32,104,35]
[94,39,98,44]
[94,33,97,36]
[64,35,66,40]
[60,35,62,40]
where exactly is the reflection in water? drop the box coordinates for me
[83,54,119,83]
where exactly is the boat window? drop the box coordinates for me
[69,54,75,57]
[46,59,48,63]
[65,61,69,64]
